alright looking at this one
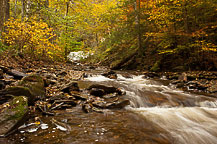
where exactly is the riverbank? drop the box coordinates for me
[143,71,217,97]
[0,54,217,143]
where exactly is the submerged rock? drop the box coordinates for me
[0,96,28,137]
[143,72,160,79]
[102,70,117,79]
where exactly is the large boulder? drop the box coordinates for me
[0,86,34,105]
[18,74,45,100]
[0,96,28,137]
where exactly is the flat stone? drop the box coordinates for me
[0,96,28,137]
[88,84,122,95]
[7,69,28,80]
[106,99,130,109]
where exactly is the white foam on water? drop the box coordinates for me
[85,75,113,82]
[85,73,217,144]
[128,106,217,144]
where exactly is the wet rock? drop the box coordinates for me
[88,84,122,95]
[92,97,129,109]
[0,86,34,105]
[187,75,197,81]
[82,103,93,113]
[65,70,85,81]
[18,74,46,100]
[44,79,57,87]
[50,100,77,110]
[61,81,80,93]
[42,73,57,80]
[176,82,185,89]
[0,96,28,137]
[3,74,14,80]
[102,70,117,79]
[207,81,217,93]
[7,69,28,80]
[72,94,88,101]
[48,92,65,103]
[121,73,133,79]
[0,80,5,90]
[103,93,119,99]
[92,100,107,109]
[171,80,182,85]
[57,70,67,77]
[51,118,71,132]
[143,72,159,79]
[0,65,9,73]
[187,81,208,91]
[178,72,187,82]
[35,101,55,116]
[90,88,105,97]
[106,99,130,109]
[0,68,3,79]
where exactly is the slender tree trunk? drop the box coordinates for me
[0,0,10,31]
[183,0,189,33]
[14,0,17,18]
[0,0,4,31]
[5,0,10,21]
[137,0,142,55]
[21,0,26,20]
[135,0,142,55]
[64,1,70,59]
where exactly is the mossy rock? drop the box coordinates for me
[0,86,34,105]
[150,61,161,72]
[0,96,28,137]
[18,74,45,99]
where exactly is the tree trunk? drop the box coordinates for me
[135,0,142,56]
[183,0,189,33]
[21,0,26,20]
[14,0,17,18]
[0,0,10,31]
[0,0,4,31]
[64,1,70,59]
[5,0,10,21]
[137,0,142,55]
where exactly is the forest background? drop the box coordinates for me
[0,0,216,71]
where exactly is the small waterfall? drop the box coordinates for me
[85,74,217,144]
[129,107,217,144]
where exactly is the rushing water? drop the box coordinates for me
[3,72,217,144]
[85,73,217,144]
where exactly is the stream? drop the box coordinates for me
[2,72,217,144]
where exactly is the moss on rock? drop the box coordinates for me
[0,96,28,137]
[18,74,45,99]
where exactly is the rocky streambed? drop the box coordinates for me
[0,64,217,144]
